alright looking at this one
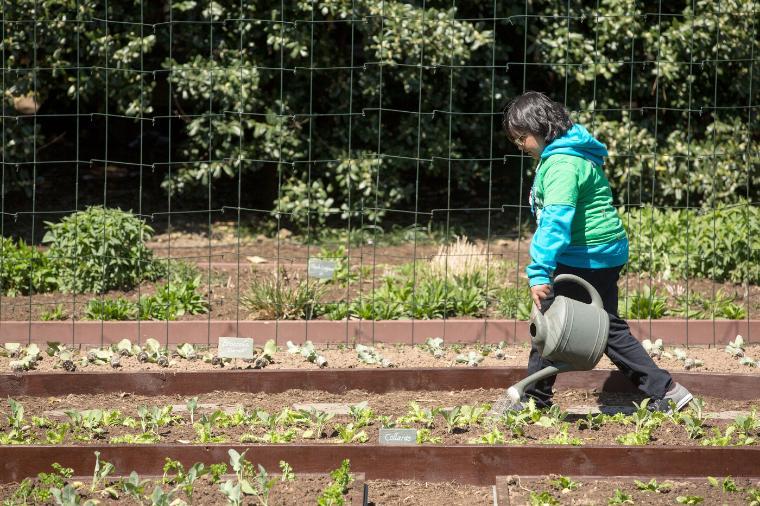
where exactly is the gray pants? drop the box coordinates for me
[525,263,673,407]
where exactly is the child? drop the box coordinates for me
[495,91,691,414]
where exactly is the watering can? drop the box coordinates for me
[505,274,610,405]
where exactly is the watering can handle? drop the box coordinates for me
[554,274,605,309]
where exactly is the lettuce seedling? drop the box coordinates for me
[634,478,671,492]
[423,337,445,358]
[454,351,483,367]
[416,428,442,444]
[287,340,328,368]
[550,475,580,493]
[175,343,198,360]
[542,423,583,445]
[317,459,353,506]
[608,489,634,505]
[355,344,394,367]
[725,335,745,357]
[469,427,505,445]
[528,490,559,506]
[440,407,461,433]
[707,476,739,493]
[676,495,704,504]
[303,408,334,439]
[335,423,368,443]
[642,338,664,358]
[349,402,374,428]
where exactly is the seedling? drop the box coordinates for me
[667,347,704,370]
[209,463,227,484]
[528,490,560,505]
[335,423,368,443]
[349,402,374,428]
[356,344,394,367]
[440,406,462,433]
[302,408,334,439]
[423,337,445,358]
[543,423,583,446]
[91,451,116,495]
[279,461,295,482]
[397,402,438,428]
[469,426,505,445]
[740,356,760,367]
[113,338,138,357]
[642,338,664,358]
[220,480,242,506]
[676,496,704,504]
[9,343,41,372]
[550,475,580,492]
[416,428,442,444]
[122,471,150,502]
[454,351,484,367]
[175,343,198,360]
[194,411,227,443]
[608,489,634,504]
[317,459,353,506]
[287,340,328,368]
[725,335,745,357]
[747,488,760,506]
[707,476,739,493]
[635,478,671,492]
[50,484,81,506]
[252,339,278,369]
[186,397,199,424]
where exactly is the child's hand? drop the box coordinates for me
[530,284,552,308]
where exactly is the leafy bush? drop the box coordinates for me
[42,207,163,293]
[622,200,759,284]
[0,237,57,296]
[674,289,747,320]
[496,285,533,320]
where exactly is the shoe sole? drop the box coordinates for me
[673,391,693,412]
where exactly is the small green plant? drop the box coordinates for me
[529,490,560,506]
[0,237,58,296]
[242,270,326,319]
[423,337,445,358]
[707,476,739,493]
[40,304,68,321]
[635,478,671,492]
[416,428,442,444]
[469,426,505,445]
[335,423,368,443]
[725,335,746,357]
[676,495,704,504]
[747,487,760,506]
[642,338,664,358]
[608,488,634,504]
[619,285,668,319]
[349,402,375,428]
[550,475,580,492]
[496,285,533,320]
[279,461,295,482]
[454,350,484,367]
[84,297,136,320]
[355,344,394,367]
[194,411,227,443]
[543,423,583,445]
[286,340,328,368]
[317,459,353,506]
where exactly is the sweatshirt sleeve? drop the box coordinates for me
[526,205,576,286]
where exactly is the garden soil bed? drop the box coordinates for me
[1,389,758,448]
[495,475,760,505]
[2,343,760,374]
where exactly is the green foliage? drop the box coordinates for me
[317,459,353,506]
[496,285,534,320]
[675,290,748,320]
[84,297,136,321]
[42,207,162,293]
[529,490,560,506]
[608,489,634,505]
[138,275,208,320]
[618,285,669,319]
[242,271,326,320]
[0,237,57,296]
[623,201,759,284]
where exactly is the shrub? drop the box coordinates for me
[42,206,163,293]
[0,237,57,296]
[622,200,759,284]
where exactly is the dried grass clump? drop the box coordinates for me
[429,236,490,280]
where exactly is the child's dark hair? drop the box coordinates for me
[502,91,573,143]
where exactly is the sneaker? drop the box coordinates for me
[648,382,693,414]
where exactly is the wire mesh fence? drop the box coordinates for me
[0,0,757,347]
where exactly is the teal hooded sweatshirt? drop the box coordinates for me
[526,124,628,286]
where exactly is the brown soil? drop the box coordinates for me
[3,343,760,375]
[367,480,493,505]
[2,234,757,321]
[1,389,757,447]
[502,475,760,505]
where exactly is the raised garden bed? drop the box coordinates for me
[1,388,759,483]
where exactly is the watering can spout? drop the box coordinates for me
[505,363,574,404]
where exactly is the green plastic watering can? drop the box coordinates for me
[505,274,610,405]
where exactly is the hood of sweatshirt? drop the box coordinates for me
[540,123,608,167]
